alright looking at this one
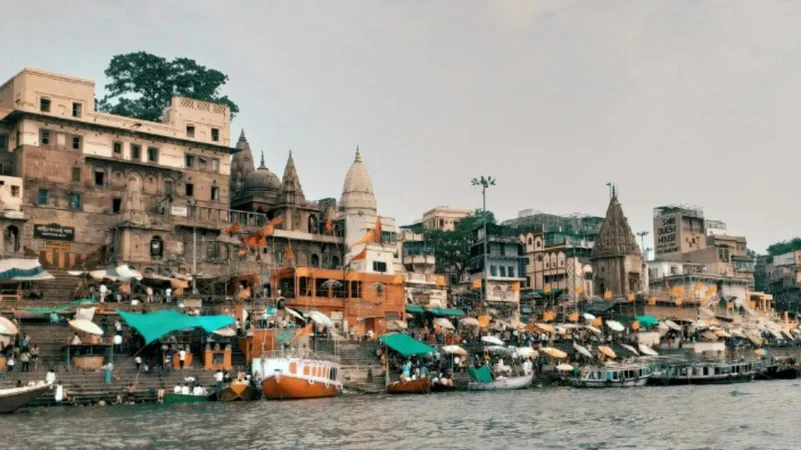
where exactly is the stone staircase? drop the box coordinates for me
[37,269,83,305]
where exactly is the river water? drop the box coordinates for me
[4,381,800,450]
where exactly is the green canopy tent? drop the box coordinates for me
[117,310,235,344]
[635,315,660,329]
[467,365,493,383]
[405,305,425,314]
[379,333,434,357]
[429,308,465,317]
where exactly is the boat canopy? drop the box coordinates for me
[467,365,494,383]
[379,333,434,357]
[117,310,235,344]
[0,259,54,283]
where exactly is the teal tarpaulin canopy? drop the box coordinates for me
[20,305,69,314]
[277,331,295,342]
[117,310,235,344]
[379,333,434,357]
[405,305,425,314]
[468,365,493,383]
[636,316,659,328]
[430,308,465,317]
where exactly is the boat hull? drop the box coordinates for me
[431,383,457,393]
[0,384,49,413]
[649,373,754,386]
[216,384,260,402]
[571,377,650,388]
[387,378,431,395]
[755,367,798,381]
[163,393,209,404]
[262,375,339,400]
[468,374,533,391]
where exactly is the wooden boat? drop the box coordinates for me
[468,373,533,391]
[755,362,798,381]
[214,382,260,402]
[431,381,457,393]
[386,378,431,394]
[163,393,209,405]
[650,360,754,386]
[259,356,342,400]
[570,364,652,388]
[0,383,50,413]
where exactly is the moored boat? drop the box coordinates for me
[163,393,210,405]
[0,382,50,413]
[570,363,652,388]
[650,360,754,385]
[214,382,261,402]
[387,378,431,395]
[754,359,798,381]
[431,381,457,393]
[467,365,533,391]
[259,356,342,400]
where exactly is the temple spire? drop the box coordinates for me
[259,150,266,169]
[238,129,247,142]
[354,145,362,162]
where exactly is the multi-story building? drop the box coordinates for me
[518,229,594,299]
[420,206,472,232]
[652,204,706,256]
[467,223,527,314]
[397,229,447,308]
[503,210,604,240]
[764,251,801,312]
[0,68,249,279]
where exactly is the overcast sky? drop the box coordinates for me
[1,0,798,252]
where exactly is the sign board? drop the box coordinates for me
[171,206,188,217]
[773,252,796,267]
[654,216,679,255]
[33,223,75,242]
[45,241,71,252]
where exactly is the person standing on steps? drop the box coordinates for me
[179,347,186,370]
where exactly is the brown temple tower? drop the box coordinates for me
[591,187,643,297]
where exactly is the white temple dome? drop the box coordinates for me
[340,147,377,215]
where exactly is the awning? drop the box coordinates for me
[430,308,465,317]
[0,259,54,283]
[635,315,659,329]
[84,265,143,282]
[405,305,425,314]
[117,310,235,344]
[379,333,434,357]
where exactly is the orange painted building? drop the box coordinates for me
[272,267,405,337]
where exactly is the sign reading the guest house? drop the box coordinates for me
[34,223,75,242]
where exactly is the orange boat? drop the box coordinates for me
[386,378,431,395]
[259,356,342,400]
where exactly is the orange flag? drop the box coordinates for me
[257,215,284,238]
[325,215,333,233]
[223,223,241,235]
[470,279,481,289]
[627,292,635,302]
[351,247,368,261]
[373,216,382,244]
[238,247,248,257]
[284,243,295,266]
[603,290,612,300]
[293,323,314,339]
[355,230,375,246]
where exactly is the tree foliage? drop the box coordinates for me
[766,238,801,256]
[423,209,496,283]
[97,52,239,122]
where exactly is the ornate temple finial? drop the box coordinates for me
[239,129,247,141]
[355,145,362,162]
[288,149,293,160]
[259,150,266,169]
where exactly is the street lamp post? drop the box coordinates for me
[471,176,496,303]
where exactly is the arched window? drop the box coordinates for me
[311,254,320,267]
[150,236,164,260]
[331,255,340,268]
[4,225,19,253]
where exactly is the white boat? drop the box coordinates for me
[650,360,754,385]
[570,363,652,388]
[0,382,50,413]
[468,373,534,391]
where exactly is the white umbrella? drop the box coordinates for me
[638,344,659,356]
[585,325,602,335]
[606,321,624,332]
[284,308,307,322]
[441,345,467,356]
[664,320,682,331]
[488,345,511,354]
[387,320,408,331]
[460,317,479,327]
[556,363,574,371]
[0,316,18,335]
[308,310,334,328]
[513,346,537,358]
[573,343,593,359]
[583,313,596,321]
[213,327,237,337]
[481,336,504,346]
[69,319,103,336]
[434,318,455,330]
[620,344,640,356]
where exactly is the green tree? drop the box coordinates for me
[97,52,239,122]
[766,237,801,256]
[424,209,496,284]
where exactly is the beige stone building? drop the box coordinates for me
[420,206,471,231]
[0,68,249,280]
[519,230,594,299]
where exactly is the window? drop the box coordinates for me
[508,266,515,278]
[186,125,195,138]
[372,261,387,273]
[164,180,174,196]
[94,170,105,187]
[499,266,506,277]
[131,144,141,160]
[10,186,19,198]
[147,146,159,163]
[206,242,218,259]
[211,186,219,202]
[37,189,48,205]
[40,129,51,146]
[39,98,51,112]
[490,265,498,277]
[112,198,122,213]
[211,128,219,142]
[72,102,82,118]
[69,193,81,210]
[72,135,82,150]
[0,134,7,152]
[199,158,207,170]
[211,159,219,172]
[113,141,123,156]
[150,236,164,260]
[71,167,81,182]
[185,154,195,168]
[185,183,194,197]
